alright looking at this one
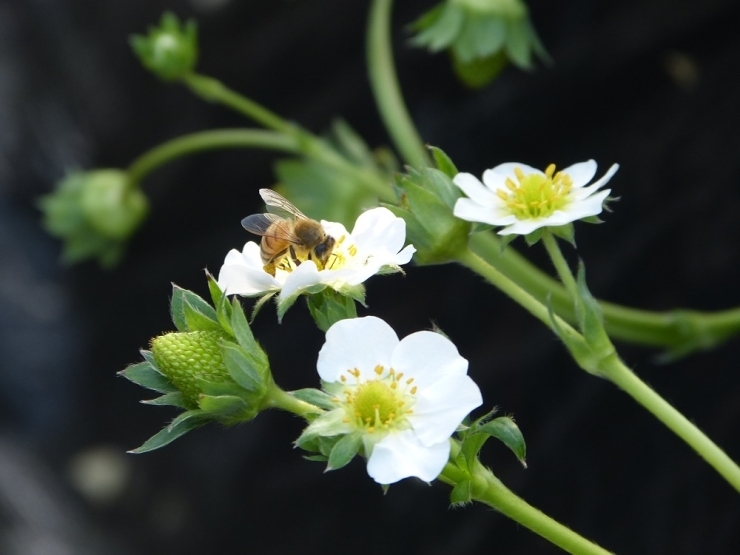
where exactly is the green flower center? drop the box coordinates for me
[497,164,573,220]
[338,365,416,433]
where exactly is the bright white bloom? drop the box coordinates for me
[306,316,482,484]
[217,207,415,302]
[453,160,619,236]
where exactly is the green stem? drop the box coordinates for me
[127,128,300,186]
[456,247,580,340]
[182,73,395,203]
[184,73,297,134]
[439,463,613,555]
[469,232,740,352]
[367,0,430,168]
[264,381,324,417]
[458,244,740,491]
[601,356,740,492]
[542,230,578,301]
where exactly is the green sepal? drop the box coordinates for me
[428,146,459,179]
[251,292,276,322]
[549,224,576,247]
[318,436,342,458]
[231,298,265,364]
[198,394,255,425]
[410,3,464,52]
[387,166,470,265]
[304,454,328,462]
[291,388,337,411]
[450,478,473,506]
[170,284,219,332]
[140,349,158,368]
[207,273,234,336]
[326,432,363,471]
[141,392,190,409]
[580,215,603,225]
[574,262,613,357]
[119,361,177,394]
[128,410,207,454]
[307,289,358,332]
[331,119,377,169]
[276,290,304,323]
[221,342,268,395]
[475,417,527,468]
[523,228,543,246]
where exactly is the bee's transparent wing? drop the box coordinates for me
[259,188,307,220]
[241,213,301,243]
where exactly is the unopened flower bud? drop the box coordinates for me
[130,12,198,82]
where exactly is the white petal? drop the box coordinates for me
[497,217,550,236]
[351,208,406,255]
[483,162,543,190]
[391,330,468,386]
[559,189,611,220]
[560,160,596,188]
[279,260,322,300]
[217,244,280,296]
[366,431,450,484]
[454,198,515,226]
[409,373,483,445]
[392,244,416,265]
[453,173,497,205]
[317,316,399,382]
[583,163,619,192]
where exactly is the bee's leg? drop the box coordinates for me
[289,245,301,266]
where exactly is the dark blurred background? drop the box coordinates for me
[2,0,740,553]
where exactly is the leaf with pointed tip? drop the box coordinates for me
[477,417,527,467]
[450,479,473,506]
[183,296,221,332]
[198,394,251,422]
[128,411,207,453]
[142,391,190,409]
[326,432,362,471]
[251,292,275,323]
[303,454,328,462]
[119,362,176,394]
[429,146,458,179]
[291,388,336,411]
[231,298,261,357]
[221,342,266,394]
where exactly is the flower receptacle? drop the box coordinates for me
[130,12,198,82]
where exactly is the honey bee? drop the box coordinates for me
[241,189,336,277]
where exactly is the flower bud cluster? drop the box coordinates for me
[130,12,198,82]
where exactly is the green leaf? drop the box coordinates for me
[450,479,473,506]
[207,273,234,336]
[171,284,218,332]
[318,435,342,458]
[303,454,328,462]
[460,433,488,472]
[331,119,376,168]
[524,228,543,246]
[474,17,507,57]
[412,3,464,52]
[477,416,527,467]
[292,388,337,411]
[251,292,275,322]
[128,411,207,453]
[231,298,260,355]
[141,391,190,409]
[198,394,252,423]
[429,146,459,179]
[119,361,177,394]
[183,297,221,332]
[221,342,266,393]
[326,432,362,471]
[549,223,576,247]
[505,18,533,69]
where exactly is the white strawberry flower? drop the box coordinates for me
[453,160,619,236]
[302,316,482,485]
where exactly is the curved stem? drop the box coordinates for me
[542,230,578,300]
[182,73,396,202]
[456,246,580,340]
[367,0,430,168]
[183,74,297,134]
[601,355,740,492]
[127,128,300,186]
[469,232,740,352]
[439,463,613,555]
